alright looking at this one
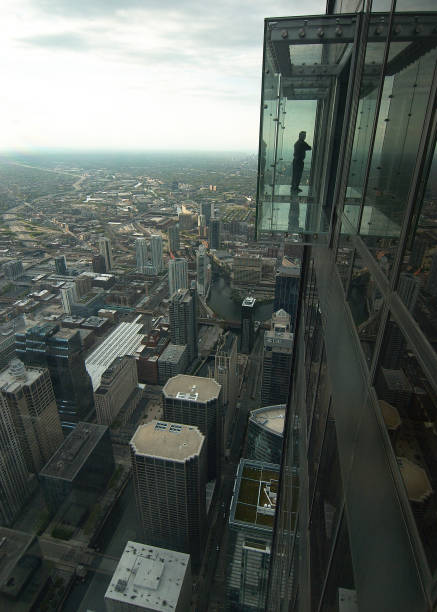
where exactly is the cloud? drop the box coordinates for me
[20,32,91,51]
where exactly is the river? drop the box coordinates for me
[207,275,273,322]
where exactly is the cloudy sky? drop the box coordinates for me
[1,0,325,152]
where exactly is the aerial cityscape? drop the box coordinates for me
[1,1,437,612]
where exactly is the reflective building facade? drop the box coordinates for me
[256,3,437,611]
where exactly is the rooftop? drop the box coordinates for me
[130,421,204,462]
[249,405,286,436]
[242,297,256,308]
[158,343,187,363]
[0,528,34,587]
[0,360,47,394]
[105,541,190,612]
[40,422,108,481]
[230,459,280,531]
[162,374,221,403]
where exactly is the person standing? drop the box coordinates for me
[292,131,312,192]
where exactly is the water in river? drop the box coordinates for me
[207,275,273,322]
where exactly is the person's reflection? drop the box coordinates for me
[291,131,311,193]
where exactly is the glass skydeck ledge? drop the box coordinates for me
[256,11,437,242]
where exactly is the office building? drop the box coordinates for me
[233,255,262,286]
[246,405,285,465]
[168,258,188,297]
[198,213,207,238]
[261,309,293,407]
[135,237,148,274]
[150,235,163,274]
[130,421,207,566]
[0,359,63,473]
[240,297,256,354]
[227,460,280,611]
[3,260,24,281]
[157,343,188,385]
[16,323,94,432]
[105,541,192,612]
[74,274,92,298]
[99,236,114,272]
[255,6,437,611]
[196,244,210,296]
[92,253,107,274]
[209,219,221,250]
[201,201,214,224]
[162,374,221,480]
[214,331,238,447]
[274,257,300,328]
[0,329,17,370]
[169,287,198,364]
[94,356,140,426]
[60,282,78,315]
[40,422,114,518]
[168,223,180,253]
[55,255,68,275]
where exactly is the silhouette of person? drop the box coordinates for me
[292,131,312,192]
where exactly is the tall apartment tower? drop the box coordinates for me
[168,258,188,297]
[214,331,238,446]
[255,6,437,611]
[150,234,163,274]
[60,283,78,315]
[209,219,221,250]
[55,255,68,275]
[198,213,207,238]
[0,394,30,526]
[168,223,180,253]
[261,309,293,407]
[196,244,210,297]
[201,201,214,224]
[169,287,198,364]
[15,323,94,432]
[162,374,221,480]
[274,257,301,329]
[0,359,63,473]
[135,237,148,273]
[99,236,114,272]
[94,356,139,426]
[240,296,256,354]
[130,420,207,566]
[92,254,106,274]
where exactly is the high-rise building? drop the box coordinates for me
[135,237,148,273]
[209,219,221,250]
[168,258,188,297]
[169,287,198,364]
[55,255,68,275]
[227,460,280,611]
[74,274,92,298]
[261,309,293,407]
[162,374,221,480]
[3,260,24,281]
[214,331,238,447]
[130,421,207,566]
[240,296,256,354]
[94,356,140,426]
[15,323,94,432]
[201,201,214,224]
[92,254,106,274]
[99,236,114,272]
[0,359,63,473]
[168,224,180,253]
[196,244,210,296]
[246,404,285,465]
[255,6,437,611]
[157,343,188,385]
[105,541,192,612]
[273,257,300,329]
[150,234,163,274]
[198,214,207,238]
[409,236,427,270]
[60,282,78,315]
[0,393,30,526]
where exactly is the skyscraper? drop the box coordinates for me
[162,374,221,480]
[214,331,238,447]
[168,223,180,253]
[3,260,24,281]
[130,420,207,566]
[150,234,163,274]
[15,323,94,432]
[135,237,148,273]
[196,244,210,296]
[0,359,63,473]
[168,257,188,297]
[240,296,256,354]
[201,201,214,224]
[94,356,139,426]
[92,254,106,274]
[273,257,300,329]
[60,283,78,315]
[209,219,221,250]
[261,309,293,407]
[98,236,114,272]
[169,287,198,364]
[256,5,437,611]
[54,255,68,275]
